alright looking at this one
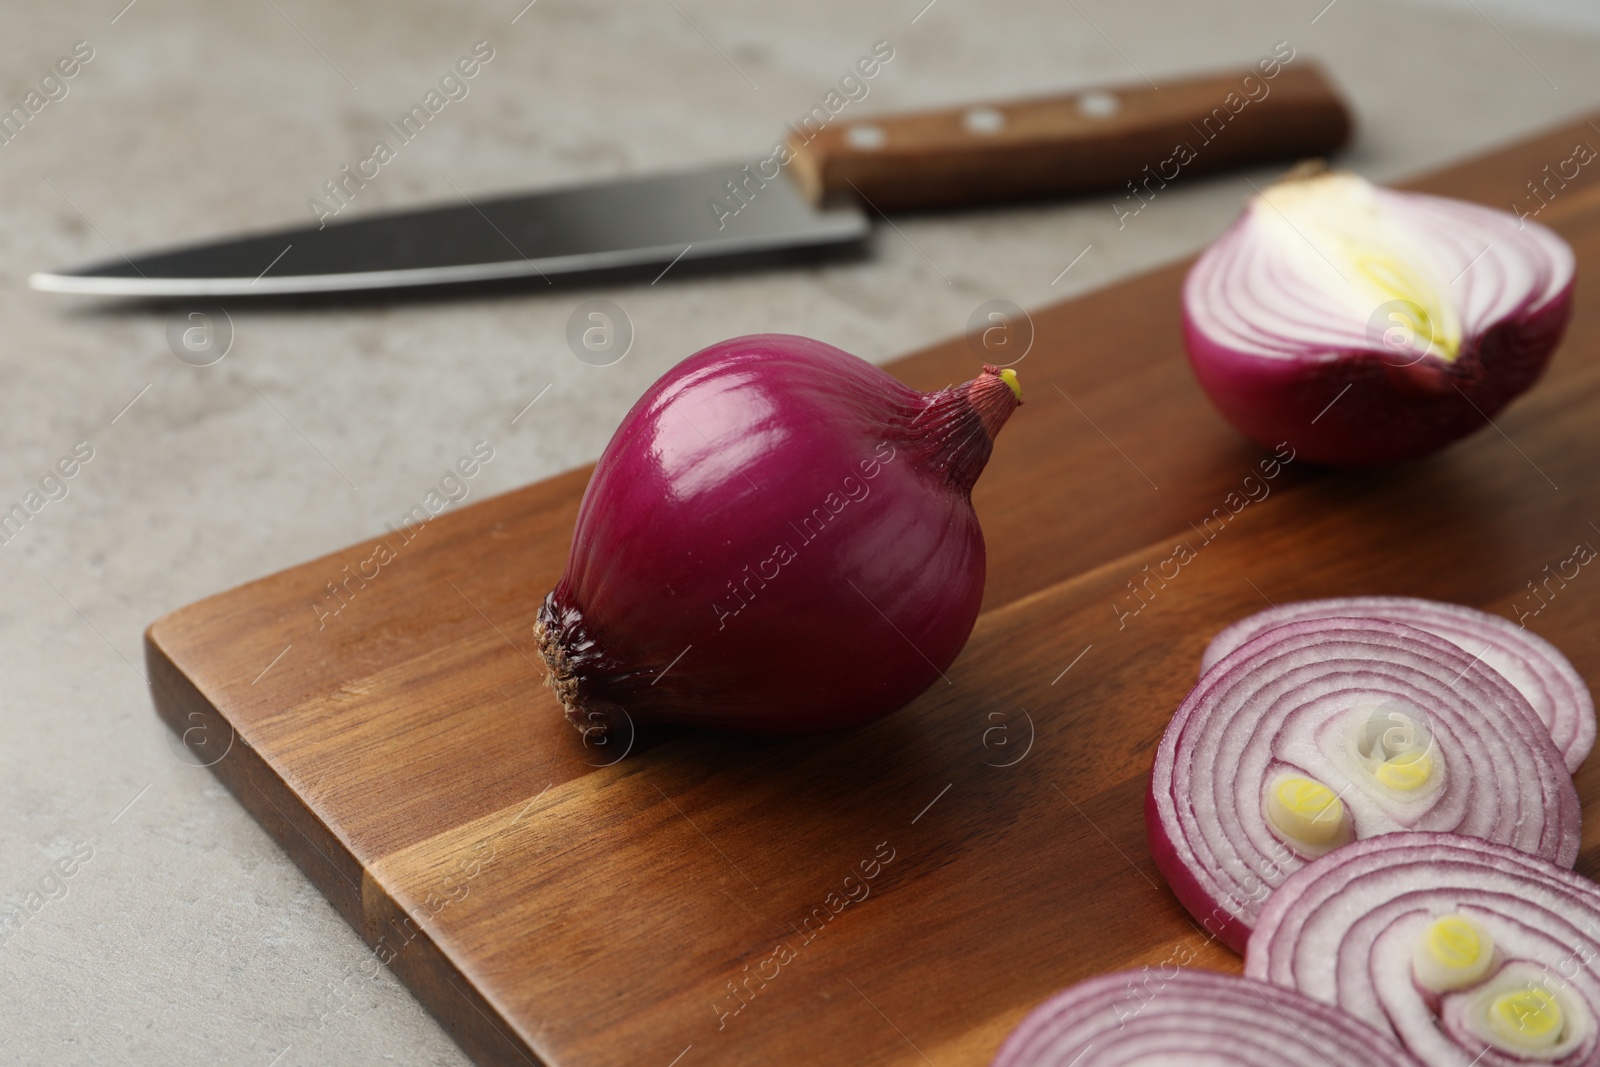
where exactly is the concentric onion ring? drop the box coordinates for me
[1148,618,1580,952]
[991,968,1423,1066]
[1202,597,1596,772]
[1247,833,1600,1067]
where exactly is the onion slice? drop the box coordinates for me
[1247,833,1600,1067]
[1148,618,1580,953]
[991,969,1423,1066]
[1202,597,1595,772]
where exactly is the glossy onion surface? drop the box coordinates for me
[536,334,1020,735]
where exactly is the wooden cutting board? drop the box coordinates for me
[147,113,1600,1067]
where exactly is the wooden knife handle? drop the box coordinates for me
[785,63,1353,212]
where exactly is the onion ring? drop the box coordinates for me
[1148,618,1579,952]
[1203,597,1594,772]
[991,968,1423,1066]
[1247,832,1600,1066]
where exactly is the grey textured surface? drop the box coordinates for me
[1415,0,1600,36]
[0,1,1595,1064]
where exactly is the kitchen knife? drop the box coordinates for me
[30,64,1350,297]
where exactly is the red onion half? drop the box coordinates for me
[1202,597,1596,773]
[1183,167,1574,466]
[991,968,1423,1066]
[1248,833,1600,1067]
[536,334,1020,736]
[1147,618,1580,953]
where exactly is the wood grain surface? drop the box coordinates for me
[786,64,1351,211]
[146,112,1600,1066]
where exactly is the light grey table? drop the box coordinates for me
[1,0,1596,1063]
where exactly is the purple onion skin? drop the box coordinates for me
[1183,277,1573,467]
[537,334,1019,736]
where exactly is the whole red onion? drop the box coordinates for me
[992,969,1423,1066]
[536,333,1021,736]
[1183,166,1574,466]
[1248,833,1600,1066]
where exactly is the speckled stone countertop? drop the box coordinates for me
[1,0,1597,1063]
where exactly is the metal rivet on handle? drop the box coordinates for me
[845,123,887,150]
[962,107,1006,134]
[1076,90,1121,118]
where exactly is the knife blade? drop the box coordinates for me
[30,63,1351,298]
[32,163,865,297]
